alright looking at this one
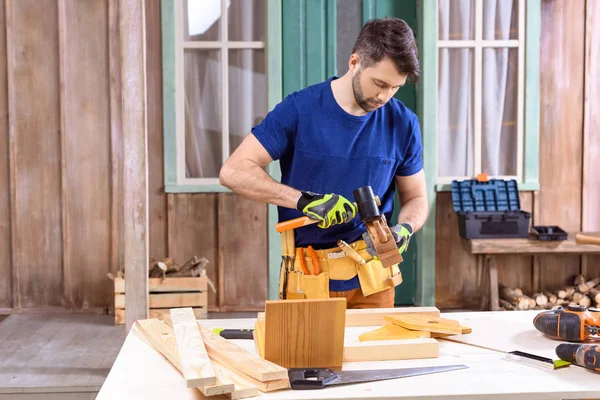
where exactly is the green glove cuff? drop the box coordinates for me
[392,223,413,253]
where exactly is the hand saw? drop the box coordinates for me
[288,364,468,390]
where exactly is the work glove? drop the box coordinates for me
[296,191,357,229]
[363,223,413,258]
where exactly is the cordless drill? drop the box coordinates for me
[556,343,600,373]
[533,305,600,342]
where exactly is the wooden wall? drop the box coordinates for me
[0,0,596,313]
[435,0,600,310]
[0,0,268,313]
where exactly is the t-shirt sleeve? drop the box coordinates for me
[251,92,299,161]
[396,114,424,176]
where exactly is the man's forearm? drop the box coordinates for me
[397,195,429,232]
[220,160,301,209]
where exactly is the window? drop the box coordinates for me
[164,0,268,191]
[436,0,529,185]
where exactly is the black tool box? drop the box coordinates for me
[451,178,531,239]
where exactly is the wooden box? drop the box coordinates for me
[113,277,208,325]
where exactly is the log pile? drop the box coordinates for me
[499,275,600,311]
[108,255,216,293]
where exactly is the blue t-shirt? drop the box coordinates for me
[252,76,423,291]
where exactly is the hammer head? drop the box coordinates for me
[352,186,380,222]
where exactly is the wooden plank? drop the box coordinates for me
[145,0,169,262]
[211,361,258,400]
[108,0,124,278]
[582,0,600,280]
[253,318,265,358]
[358,324,431,342]
[435,192,479,309]
[465,233,600,255]
[218,194,268,310]
[384,314,464,335]
[197,323,288,382]
[256,306,440,326]
[58,0,112,308]
[170,308,216,387]
[135,319,234,396]
[264,298,346,369]
[114,277,208,293]
[538,0,585,291]
[343,338,439,362]
[7,0,63,308]
[167,194,219,308]
[0,0,11,309]
[121,0,149,330]
[115,307,207,325]
[115,293,207,309]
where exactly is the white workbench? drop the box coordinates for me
[97,310,600,400]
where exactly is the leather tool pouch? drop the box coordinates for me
[287,255,330,299]
[357,258,403,297]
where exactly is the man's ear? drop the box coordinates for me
[349,54,361,72]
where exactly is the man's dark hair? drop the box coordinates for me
[352,17,420,83]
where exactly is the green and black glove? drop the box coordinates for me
[363,222,414,258]
[296,191,357,229]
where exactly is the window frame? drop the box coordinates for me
[432,0,540,191]
[162,0,271,193]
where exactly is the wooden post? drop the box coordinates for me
[121,0,149,332]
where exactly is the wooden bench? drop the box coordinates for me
[463,232,600,310]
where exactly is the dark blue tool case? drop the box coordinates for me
[451,178,531,239]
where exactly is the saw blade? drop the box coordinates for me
[326,364,469,387]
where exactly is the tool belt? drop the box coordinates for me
[278,230,402,300]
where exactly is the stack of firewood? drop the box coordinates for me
[107,255,216,293]
[499,275,600,311]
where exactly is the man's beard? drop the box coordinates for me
[352,70,381,113]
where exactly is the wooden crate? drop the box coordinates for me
[114,277,208,325]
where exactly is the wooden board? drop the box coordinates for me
[538,0,586,291]
[145,0,169,266]
[196,322,289,382]
[358,324,431,341]
[170,308,216,387]
[115,293,207,309]
[384,314,465,335]
[135,318,234,396]
[218,194,268,310]
[582,0,600,279]
[435,193,480,309]
[59,0,112,309]
[7,0,63,308]
[263,298,346,369]
[466,233,600,254]
[108,0,124,279]
[115,308,207,326]
[0,0,11,309]
[114,277,208,293]
[343,338,439,362]
[256,306,440,326]
[167,194,219,309]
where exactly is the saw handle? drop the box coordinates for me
[575,234,600,246]
[288,368,338,390]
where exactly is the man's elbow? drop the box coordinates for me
[219,161,234,188]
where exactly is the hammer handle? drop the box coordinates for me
[275,216,319,233]
[576,234,600,246]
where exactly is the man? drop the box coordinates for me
[219,17,428,308]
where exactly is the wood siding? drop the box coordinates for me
[0,0,268,313]
[435,0,600,310]
[0,0,596,312]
